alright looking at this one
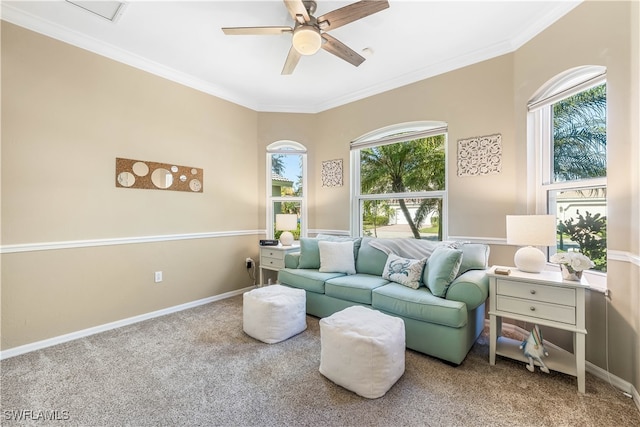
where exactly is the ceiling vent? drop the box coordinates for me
[66,1,126,23]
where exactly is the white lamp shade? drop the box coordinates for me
[276,214,297,231]
[506,215,557,273]
[276,214,297,247]
[506,215,557,246]
[292,26,322,55]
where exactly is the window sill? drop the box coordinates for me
[583,270,607,294]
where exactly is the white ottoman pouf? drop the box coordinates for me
[243,285,307,344]
[319,306,405,399]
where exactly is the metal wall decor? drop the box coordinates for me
[321,159,343,187]
[115,158,203,192]
[457,134,502,177]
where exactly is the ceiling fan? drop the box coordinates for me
[222,0,389,75]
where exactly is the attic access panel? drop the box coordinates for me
[66,1,126,22]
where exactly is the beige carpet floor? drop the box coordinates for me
[1,294,639,426]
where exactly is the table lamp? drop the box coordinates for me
[506,215,557,273]
[276,214,297,246]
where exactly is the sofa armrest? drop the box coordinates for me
[445,269,489,310]
[284,252,301,269]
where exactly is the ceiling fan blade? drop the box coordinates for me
[222,26,292,36]
[281,46,302,75]
[321,33,365,67]
[317,0,389,31]
[283,0,310,25]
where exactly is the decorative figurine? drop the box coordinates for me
[520,324,550,373]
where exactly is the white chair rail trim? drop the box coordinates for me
[0,230,265,254]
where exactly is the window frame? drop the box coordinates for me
[350,121,449,239]
[528,66,607,283]
[266,141,307,240]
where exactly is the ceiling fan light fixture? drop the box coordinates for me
[292,26,322,55]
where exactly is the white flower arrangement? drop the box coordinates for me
[550,252,594,273]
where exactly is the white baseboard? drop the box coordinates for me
[489,320,639,411]
[0,285,255,360]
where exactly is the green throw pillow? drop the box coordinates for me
[298,238,322,269]
[424,246,463,297]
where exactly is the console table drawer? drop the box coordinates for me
[496,295,576,325]
[260,248,286,260]
[497,280,575,306]
[260,256,285,269]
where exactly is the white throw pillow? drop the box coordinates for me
[318,240,356,275]
[382,253,426,289]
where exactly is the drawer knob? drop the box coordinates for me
[530,290,536,295]
[530,306,536,311]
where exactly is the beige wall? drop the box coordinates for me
[1,22,261,349]
[256,1,640,390]
[2,1,638,395]
[313,53,517,240]
[513,0,639,390]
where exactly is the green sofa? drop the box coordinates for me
[277,236,490,365]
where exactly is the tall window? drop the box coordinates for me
[266,141,307,240]
[351,122,448,240]
[529,66,607,271]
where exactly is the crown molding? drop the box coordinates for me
[0,3,261,111]
[1,1,583,114]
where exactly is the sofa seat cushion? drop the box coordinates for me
[372,283,467,328]
[278,268,345,294]
[325,274,390,305]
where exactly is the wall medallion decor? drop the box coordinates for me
[457,133,502,177]
[115,158,203,192]
[321,159,343,187]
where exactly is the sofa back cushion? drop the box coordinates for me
[355,238,389,276]
[454,243,490,275]
[298,235,361,269]
[423,246,463,297]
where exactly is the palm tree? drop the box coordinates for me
[271,154,285,176]
[553,83,607,270]
[360,135,445,239]
[553,84,606,181]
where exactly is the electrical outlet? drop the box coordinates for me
[246,258,253,269]
[154,271,163,283]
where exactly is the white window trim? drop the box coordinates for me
[528,66,608,289]
[266,141,307,240]
[350,121,448,238]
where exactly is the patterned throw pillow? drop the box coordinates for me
[382,253,426,290]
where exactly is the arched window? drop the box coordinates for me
[266,141,307,240]
[528,66,607,272]
[350,121,448,240]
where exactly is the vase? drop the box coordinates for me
[560,264,582,281]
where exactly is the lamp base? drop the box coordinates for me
[514,246,546,273]
[279,231,294,247]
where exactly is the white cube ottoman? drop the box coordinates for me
[243,285,307,344]
[319,305,405,399]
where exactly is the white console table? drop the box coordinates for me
[488,266,589,393]
[259,243,299,286]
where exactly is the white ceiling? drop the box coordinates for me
[2,0,581,113]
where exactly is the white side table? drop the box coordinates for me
[488,266,589,393]
[259,243,300,286]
